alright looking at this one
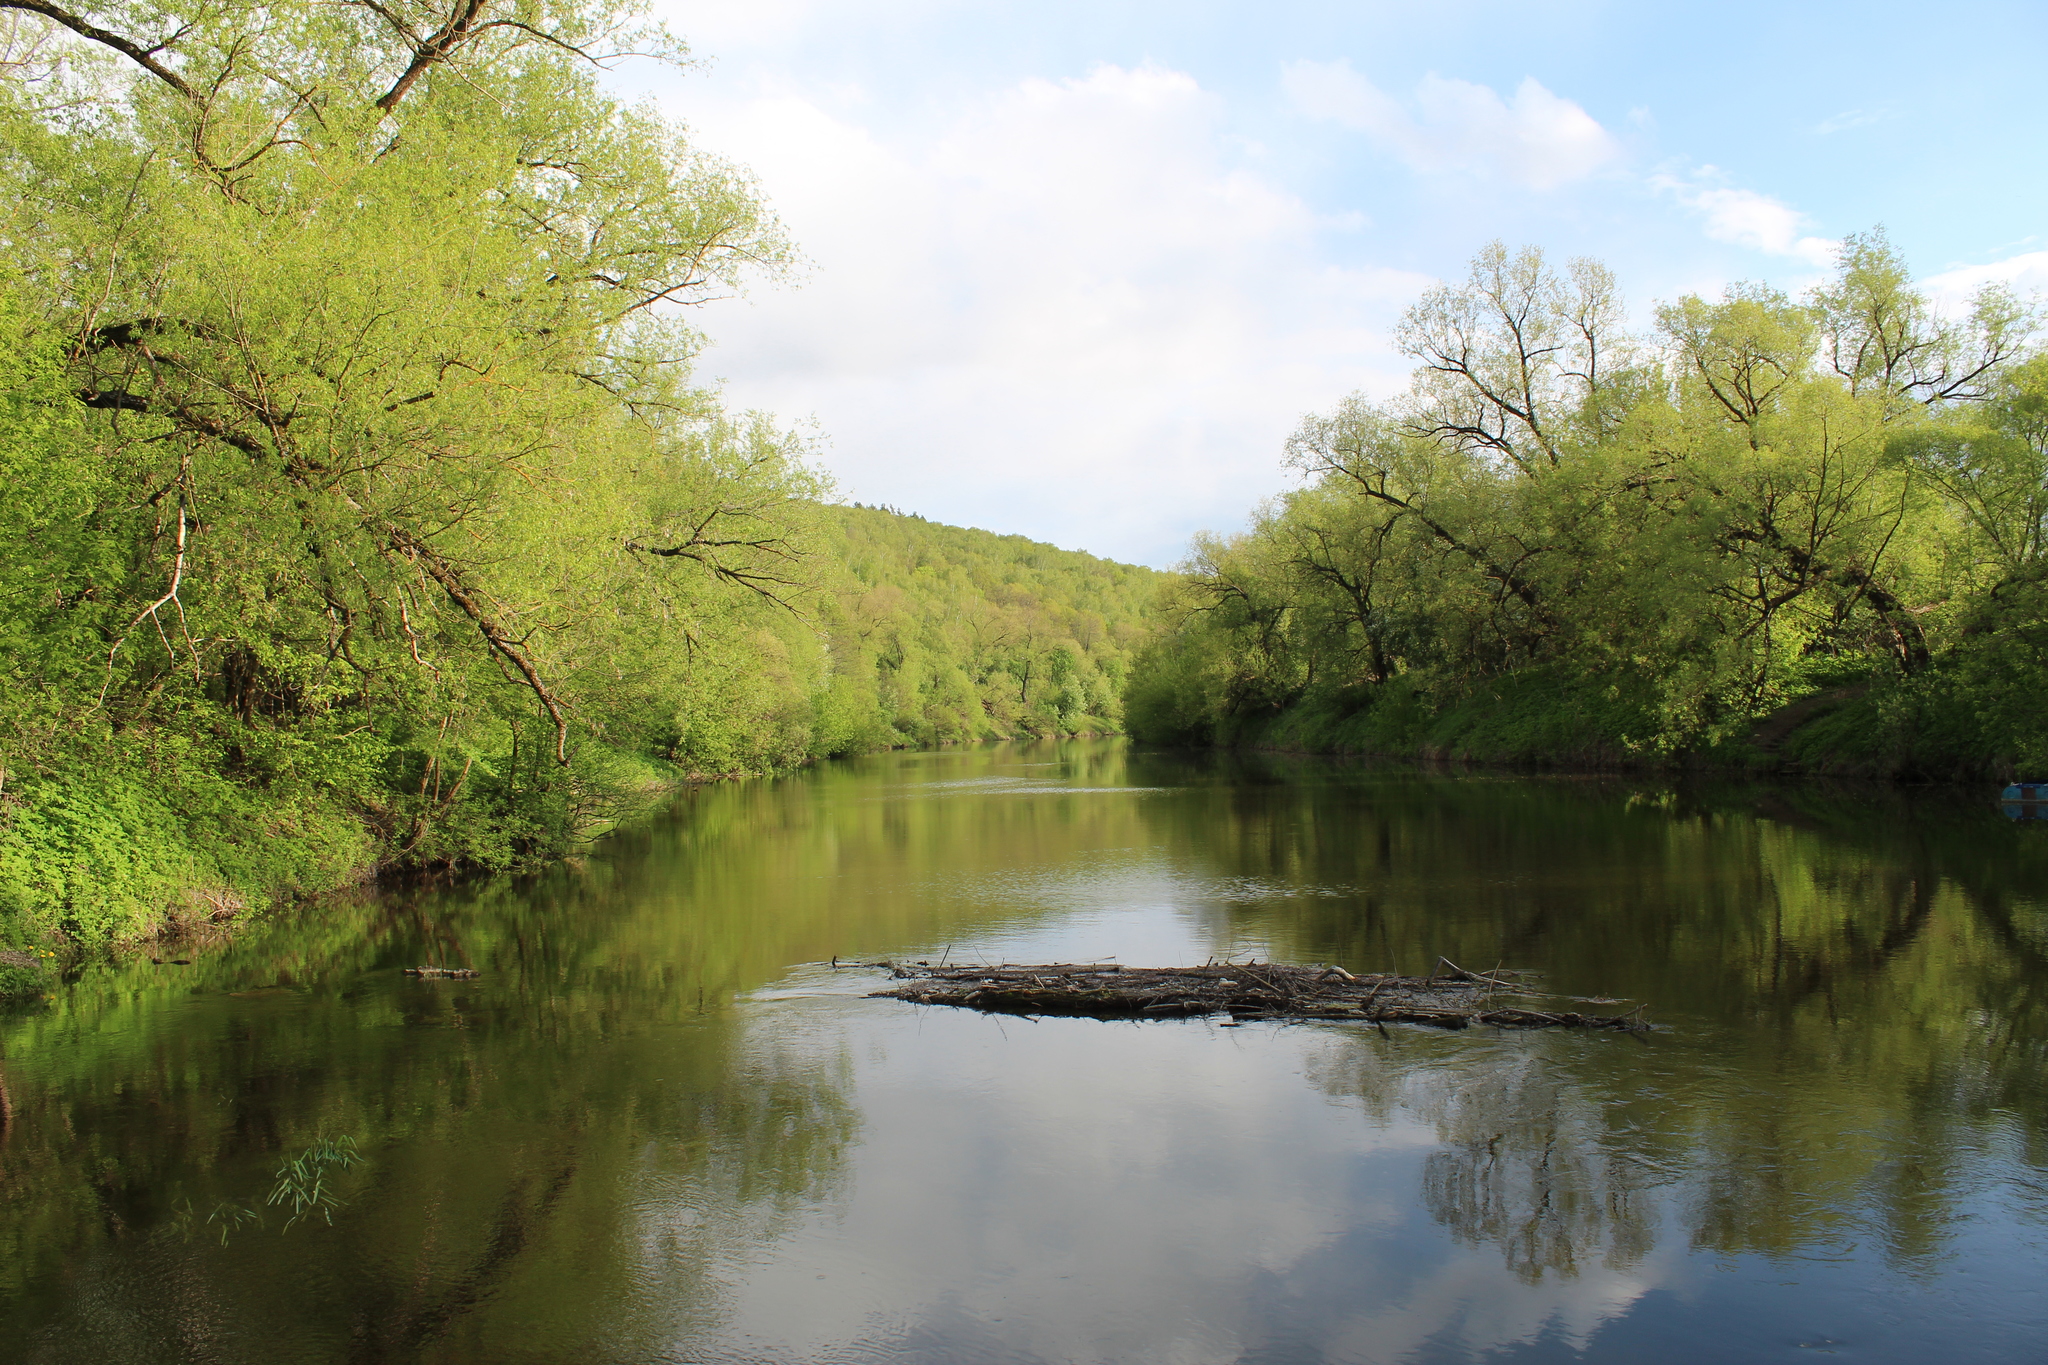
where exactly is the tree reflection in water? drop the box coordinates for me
[4,740,2047,1363]
[1418,1056,1657,1283]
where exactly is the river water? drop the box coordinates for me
[4,739,2046,1363]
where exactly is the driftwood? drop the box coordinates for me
[404,966,479,979]
[867,957,1648,1031]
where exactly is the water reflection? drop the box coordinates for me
[2,740,2045,1362]
[1417,1054,1657,1284]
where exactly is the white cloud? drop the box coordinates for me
[1282,60,1622,191]
[653,63,1429,566]
[1813,107,1888,135]
[1651,166,1836,266]
[1920,249,2048,313]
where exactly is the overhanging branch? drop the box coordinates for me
[0,0,198,99]
[387,526,572,763]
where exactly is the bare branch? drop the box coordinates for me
[0,0,196,98]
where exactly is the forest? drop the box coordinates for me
[4,0,2042,989]
[1127,238,2048,779]
[0,0,1155,977]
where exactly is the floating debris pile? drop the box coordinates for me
[868,959,1647,1031]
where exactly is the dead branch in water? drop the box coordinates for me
[867,959,1648,1031]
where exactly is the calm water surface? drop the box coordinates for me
[4,740,2047,1363]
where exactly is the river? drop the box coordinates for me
[3,739,2046,1363]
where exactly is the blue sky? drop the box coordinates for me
[629,0,2048,567]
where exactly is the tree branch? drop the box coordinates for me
[0,0,197,99]
[388,526,571,763]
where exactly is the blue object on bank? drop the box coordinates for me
[2003,780,2048,820]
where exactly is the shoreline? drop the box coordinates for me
[0,730,1129,1002]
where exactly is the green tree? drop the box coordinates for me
[1132,235,2042,772]
[0,0,818,941]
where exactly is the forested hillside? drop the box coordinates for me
[0,0,1154,979]
[633,505,1156,777]
[817,506,1155,749]
[1128,238,2047,778]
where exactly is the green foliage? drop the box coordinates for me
[1133,234,2044,776]
[814,506,1157,751]
[1775,576,2048,778]
[1245,669,1666,766]
[0,0,1159,962]
[0,749,376,945]
[539,504,1159,775]
[0,952,54,999]
[267,1135,362,1229]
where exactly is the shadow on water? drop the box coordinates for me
[1,739,2044,1362]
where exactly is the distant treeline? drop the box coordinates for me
[655,504,1156,782]
[1128,238,2047,778]
[818,507,1154,751]
[0,0,1154,967]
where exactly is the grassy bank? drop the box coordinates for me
[1149,655,2042,783]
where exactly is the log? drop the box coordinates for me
[868,960,1648,1032]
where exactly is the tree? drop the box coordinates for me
[1133,235,2041,758]
[0,0,799,770]
[1812,228,2031,412]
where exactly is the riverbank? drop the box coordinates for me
[1184,664,2035,783]
[0,728,1128,1001]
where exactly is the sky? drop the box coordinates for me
[620,0,2048,568]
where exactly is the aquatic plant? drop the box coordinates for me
[204,1200,262,1247]
[266,1137,362,1230]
